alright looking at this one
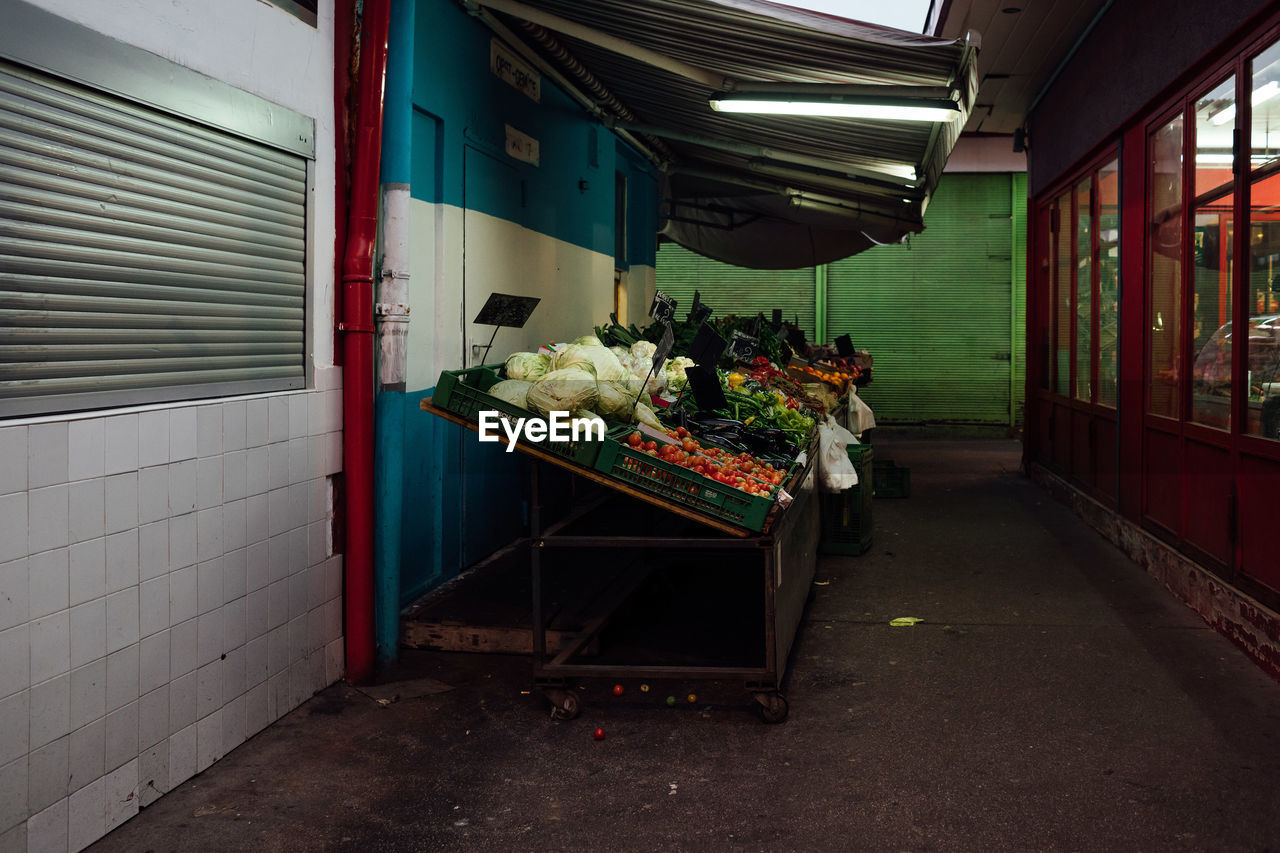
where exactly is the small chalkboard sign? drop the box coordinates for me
[771,309,783,329]
[786,325,808,349]
[650,290,677,325]
[689,301,713,326]
[686,364,726,413]
[835,334,855,356]
[688,322,726,369]
[652,322,675,371]
[780,341,794,366]
[473,293,540,328]
[728,330,758,362]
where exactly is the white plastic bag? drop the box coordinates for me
[817,416,859,493]
[845,386,877,436]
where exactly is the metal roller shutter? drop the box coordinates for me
[827,174,1017,424]
[654,243,816,340]
[0,59,307,417]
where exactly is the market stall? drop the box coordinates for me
[418,294,875,721]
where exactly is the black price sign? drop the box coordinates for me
[835,334,855,356]
[780,341,794,366]
[686,364,726,413]
[786,325,808,349]
[689,302,713,326]
[649,290,677,325]
[652,322,675,371]
[473,292,540,328]
[728,330,758,362]
[688,322,726,369]
[771,309,783,329]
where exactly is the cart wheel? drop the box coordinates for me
[754,692,789,724]
[545,689,582,720]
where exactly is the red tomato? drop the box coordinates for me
[628,431,643,447]
[676,426,689,438]
[644,441,657,452]
[681,438,697,452]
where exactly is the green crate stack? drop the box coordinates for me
[432,365,604,468]
[593,426,776,532]
[820,444,874,555]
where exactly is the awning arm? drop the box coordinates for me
[472,0,733,91]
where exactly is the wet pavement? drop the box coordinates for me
[89,438,1280,852]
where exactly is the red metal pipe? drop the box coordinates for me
[339,0,390,684]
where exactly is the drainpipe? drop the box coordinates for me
[373,0,414,665]
[340,0,391,684]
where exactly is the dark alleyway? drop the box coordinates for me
[88,438,1280,852]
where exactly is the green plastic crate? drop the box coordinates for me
[820,444,873,555]
[432,366,603,468]
[872,459,911,499]
[593,426,777,532]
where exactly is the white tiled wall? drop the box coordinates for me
[0,372,345,853]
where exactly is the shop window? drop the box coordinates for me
[1246,42,1280,440]
[1054,191,1072,396]
[1075,178,1093,401]
[1149,115,1184,419]
[1098,159,1120,407]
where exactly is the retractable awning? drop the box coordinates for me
[466,0,979,269]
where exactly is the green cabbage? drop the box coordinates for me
[632,402,664,431]
[630,341,657,363]
[504,351,551,381]
[595,380,638,422]
[488,379,532,410]
[551,344,627,381]
[525,367,599,417]
[572,334,605,347]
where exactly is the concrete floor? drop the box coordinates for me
[89,438,1280,852]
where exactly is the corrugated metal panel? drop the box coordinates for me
[827,174,1015,424]
[0,60,306,417]
[1013,172,1028,427]
[655,243,816,339]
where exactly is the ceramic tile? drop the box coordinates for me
[136,466,169,526]
[268,487,290,538]
[0,426,27,496]
[27,548,68,621]
[245,445,269,497]
[104,472,138,535]
[25,796,67,853]
[245,493,268,546]
[195,457,221,511]
[288,394,308,441]
[222,450,248,502]
[104,702,138,773]
[68,599,104,670]
[104,757,138,831]
[268,397,289,445]
[267,580,288,632]
[67,420,105,482]
[268,534,290,585]
[222,644,245,701]
[137,686,168,752]
[245,540,269,593]
[222,597,245,652]
[197,557,222,616]
[244,636,267,689]
[195,709,221,773]
[137,521,168,583]
[67,717,104,793]
[222,548,247,604]
[221,693,246,756]
[222,402,246,453]
[268,442,289,491]
[104,589,139,655]
[67,479,105,545]
[0,690,28,765]
[29,611,69,686]
[0,755,27,839]
[105,644,138,713]
[29,672,70,750]
[244,681,268,738]
[245,400,268,448]
[67,539,104,608]
[68,658,105,731]
[168,408,196,462]
[27,485,69,554]
[196,507,223,563]
[169,514,196,571]
[169,617,197,679]
[168,672,196,735]
[196,660,221,719]
[136,411,169,469]
[196,406,222,459]
[0,498,26,565]
[167,460,196,516]
[138,629,169,696]
[244,588,268,644]
[223,500,247,553]
[0,627,28,703]
[137,741,167,806]
[67,774,105,852]
[288,437,308,485]
[26,734,66,814]
[167,723,195,789]
[103,415,138,477]
[168,565,196,628]
[138,576,168,640]
[28,423,68,490]
[196,610,223,667]
[105,530,138,595]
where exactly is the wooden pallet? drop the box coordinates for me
[400,537,651,655]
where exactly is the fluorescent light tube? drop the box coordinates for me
[710,98,960,122]
[1207,82,1280,126]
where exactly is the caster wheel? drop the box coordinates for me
[754,692,789,724]
[546,689,582,720]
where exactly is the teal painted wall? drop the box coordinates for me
[392,0,660,606]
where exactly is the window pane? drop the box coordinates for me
[1098,159,1120,408]
[1251,41,1280,171]
[1149,115,1184,418]
[1196,76,1236,198]
[1190,194,1233,429]
[1246,170,1280,440]
[1055,192,1072,396]
[1075,178,1093,401]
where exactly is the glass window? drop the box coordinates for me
[1250,41,1280,170]
[1195,77,1236,198]
[1246,172,1280,441]
[1190,194,1234,429]
[1098,160,1120,407]
[1055,192,1072,396]
[1149,116,1184,418]
[1075,178,1093,400]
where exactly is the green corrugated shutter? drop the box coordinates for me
[1012,172,1027,428]
[654,244,816,340]
[827,174,1018,424]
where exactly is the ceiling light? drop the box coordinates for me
[710,95,961,122]
[1207,82,1280,126]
